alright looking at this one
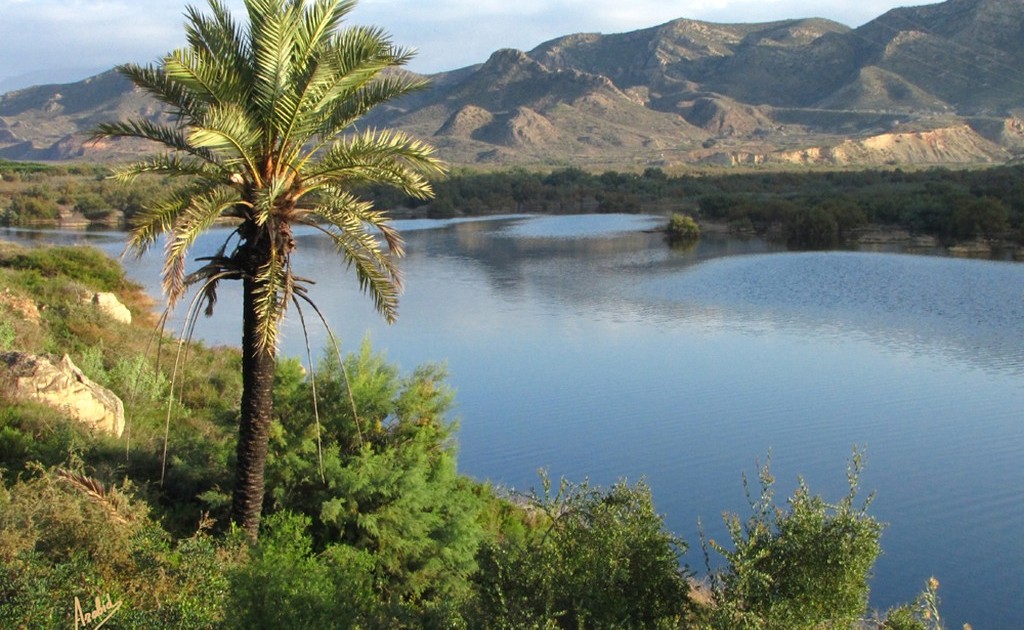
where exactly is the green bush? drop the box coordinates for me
[110,355,171,404]
[267,341,486,622]
[667,213,701,241]
[881,577,948,630]
[0,245,127,292]
[0,318,13,350]
[784,206,840,249]
[224,511,377,629]
[701,450,882,629]
[0,465,237,629]
[471,476,691,629]
[6,195,60,224]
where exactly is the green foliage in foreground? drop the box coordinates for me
[0,242,957,628]
[224,511,377,629]
[699,452,882,629]
[471,475,691,629]
[267,343,487,622]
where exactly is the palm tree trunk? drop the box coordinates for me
[232,244,277,541]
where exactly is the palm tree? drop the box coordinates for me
[94,0,445,540]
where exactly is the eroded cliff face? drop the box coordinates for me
[774,125,1010,165]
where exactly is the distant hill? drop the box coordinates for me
[2,0,1023,168]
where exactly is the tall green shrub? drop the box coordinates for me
[267,341,485,621]
[702,450,882,629]
[471,476,691,629]
[224,511,377,629]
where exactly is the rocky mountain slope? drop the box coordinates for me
[2,0,1022,168]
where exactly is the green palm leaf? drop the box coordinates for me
[162,187,243,306]
[308,128,445,197]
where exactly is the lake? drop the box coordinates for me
[6,214,1023,628]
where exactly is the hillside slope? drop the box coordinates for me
[1,0,1022,168]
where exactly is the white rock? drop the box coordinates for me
[1,351,125,438]
[89,292,132,325]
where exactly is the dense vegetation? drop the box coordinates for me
[0,242,956,628]
[400,165,1024,250]
[4,160,1024,252]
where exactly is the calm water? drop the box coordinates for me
[6,215,1024,628]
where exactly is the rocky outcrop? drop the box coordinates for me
[85,292,132,325]
[762,125,1010,166]
[1,351,125,438]
[474,107,559,147]
[436,104,494,137]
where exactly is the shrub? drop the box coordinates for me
[0,319,13,350]
[882,577,953,630]
[267,341,486,622]
[471,475,691,629]
[109,354,170,404]
[0,465,237,629]
[784,206,840,249]
[224,511,377,629]
[701,450,882,629]
[0,245,127,292]
[6,195,60,224]
[667,213,701,241]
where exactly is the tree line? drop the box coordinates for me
[6,160,1024,251]
[373,164,1024,249]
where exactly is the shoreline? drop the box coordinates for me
[4,213,1022,262]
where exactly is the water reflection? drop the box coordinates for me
[640,252,1024,376]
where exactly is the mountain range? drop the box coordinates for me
[2,0,1023,168]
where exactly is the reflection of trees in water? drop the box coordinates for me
[398,217,665,296]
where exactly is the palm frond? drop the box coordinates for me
[185,1,251,90]
[162,47,233,110]
[274,4,364,160]
[333,24,415,72]
[126,183,217,255]
[187,102,263,174]
[306,128,446,199]
[162,187,243,308]
[308,71,428,144]
[109,154,220,184]
[296,0,356,60]
[247,0,302,143]
[57,469,133,525]
[115,63,202,121]
[186,256,244,316]
[309,190,403,322]
[91,119,217,164]
[250,248,292,351]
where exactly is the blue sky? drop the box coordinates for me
[0,0,937,91]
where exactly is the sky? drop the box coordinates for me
[0,0,939,92]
